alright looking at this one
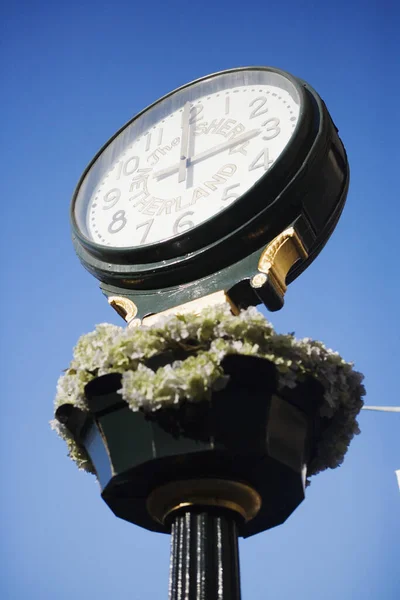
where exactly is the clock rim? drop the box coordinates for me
[70,66,313,261]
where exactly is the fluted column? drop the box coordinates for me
[169,508,241,600]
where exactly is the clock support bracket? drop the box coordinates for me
[107,227,308,326]
[249,227,308,311]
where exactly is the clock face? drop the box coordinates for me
[73,69,303,249]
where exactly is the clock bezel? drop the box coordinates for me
[71,66,314,265]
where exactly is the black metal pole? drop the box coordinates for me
[169,508,241,600]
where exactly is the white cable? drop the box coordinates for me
[362,406,400,412]
[361,408,399,491]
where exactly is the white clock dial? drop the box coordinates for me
[74,71,301,248]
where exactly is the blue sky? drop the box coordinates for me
[1,1,399,598]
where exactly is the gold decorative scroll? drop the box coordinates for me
[108,296,138,325]
[256,227,308,299]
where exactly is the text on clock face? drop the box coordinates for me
[131,164,237,217]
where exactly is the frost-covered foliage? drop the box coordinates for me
[53,304,365,477]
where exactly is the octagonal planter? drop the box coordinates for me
[56,354,324,537]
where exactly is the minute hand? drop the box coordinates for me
[153,128,261,180]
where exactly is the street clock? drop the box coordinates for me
[71,67,349,323]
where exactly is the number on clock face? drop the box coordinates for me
[84,77,300,248]
[249,148,273,172]
[108,210,127,234]
[114,156,140,180]
[103,188,121,210]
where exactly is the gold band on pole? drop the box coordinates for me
[147,478,262,525]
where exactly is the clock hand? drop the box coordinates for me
[178,102,191,183]
[153,128,261,181]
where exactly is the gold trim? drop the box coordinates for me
[147,479,261,525]
[141,290,239,327]
[250,272,268,289]
[255,227,308,299]
[108,296,138,325]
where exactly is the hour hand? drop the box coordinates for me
[178,102,191,183]
[153,128,261,181]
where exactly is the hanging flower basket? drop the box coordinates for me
[52,304,365,536]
